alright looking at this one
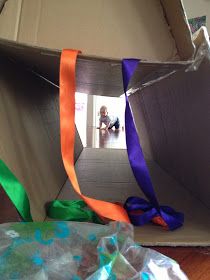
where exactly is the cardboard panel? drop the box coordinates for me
[129,88,155,160]
[0,39,186,97]
[130,57,210,209]
[17,0,178,61]
[17,0,42,44]
[0,56,67,221]
[58,148,210,246]
[0,0,22,40]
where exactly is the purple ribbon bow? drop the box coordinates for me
[122,59,184,230]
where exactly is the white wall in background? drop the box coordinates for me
[183,0,210,30]
[75,92,88,146]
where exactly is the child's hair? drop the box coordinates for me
[100,105,108,112]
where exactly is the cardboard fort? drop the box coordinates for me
[0,0,209,246]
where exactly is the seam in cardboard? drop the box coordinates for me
[34,0,42,44]
[0,0,7,13]
[14,0,23,41]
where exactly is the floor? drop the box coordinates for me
[85,126,126,149]
[81,125,210,280]
[154,246,210,280]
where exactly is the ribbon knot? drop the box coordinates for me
[124,197,184,230]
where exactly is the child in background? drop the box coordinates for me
[97,105,120,130]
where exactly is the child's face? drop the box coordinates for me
[100,109,107,117]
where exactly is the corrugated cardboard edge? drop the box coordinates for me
[193,26,210,50]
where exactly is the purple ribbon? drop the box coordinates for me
[122,59,184,230]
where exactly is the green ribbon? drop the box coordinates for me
[0,160,32,222]
[0,160,102,224]
[47,200,103,223]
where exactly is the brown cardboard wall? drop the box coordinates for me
[0,0,22,40]
[0,56,67,221]
[130,58,210,209]
[17,0,179,60]
[161,0,194,60]
[0,0,195,61]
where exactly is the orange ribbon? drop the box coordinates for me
[59,49,130,223]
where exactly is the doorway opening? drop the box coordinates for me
[75,93,126,149]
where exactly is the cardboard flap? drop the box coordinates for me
[17,0,179,61]
[192,26,210,50]
[161,0,195,60]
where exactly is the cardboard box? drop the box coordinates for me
[0,0,209,246]
[0,0,194,60]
